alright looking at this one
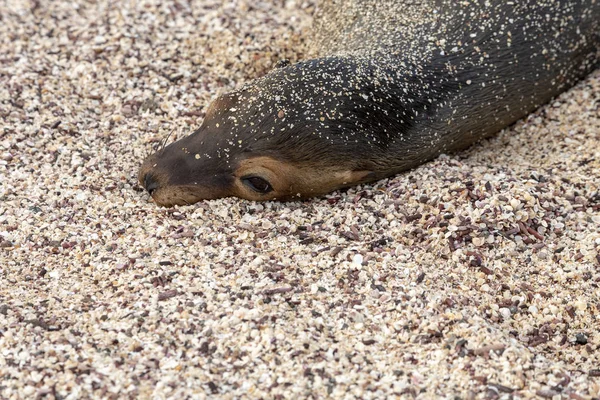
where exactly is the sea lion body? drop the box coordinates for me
[139,0,600,206]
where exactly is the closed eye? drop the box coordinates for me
[241,176,273,194]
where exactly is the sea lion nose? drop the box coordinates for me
[143,173,159,195]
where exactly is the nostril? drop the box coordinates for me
[144,173,159,196]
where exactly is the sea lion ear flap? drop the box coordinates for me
[274,59,291,69]
[205,92,241,120]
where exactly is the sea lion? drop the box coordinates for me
[139,0,600,206]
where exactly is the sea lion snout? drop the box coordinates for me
[138,138,235,206]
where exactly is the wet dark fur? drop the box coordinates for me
[139,0,600,206]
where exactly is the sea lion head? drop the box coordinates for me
[139,58,411,206]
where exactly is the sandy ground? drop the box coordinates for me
[1,0,599,399]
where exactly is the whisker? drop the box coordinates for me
[144,128,173,159]
[160,129,175,152]
[152,136,162,153]
[157,136,166,152]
